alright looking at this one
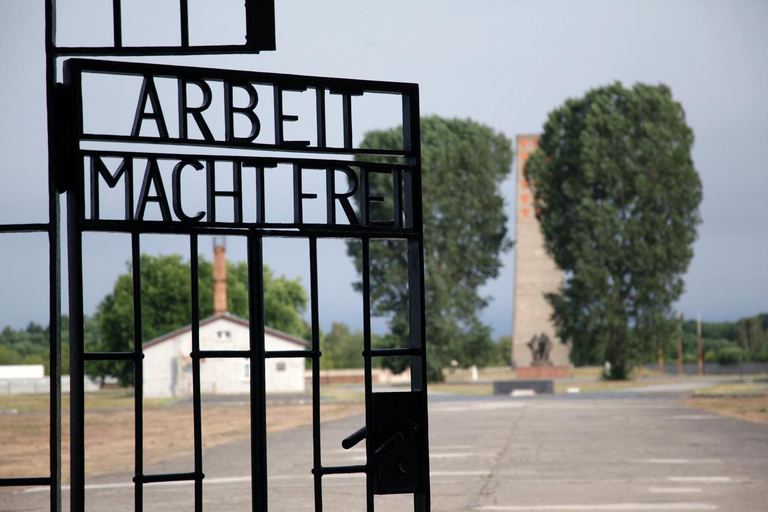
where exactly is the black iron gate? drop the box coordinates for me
[0,2,430,511]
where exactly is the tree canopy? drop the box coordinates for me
[524,82,702,379]
[89,254,308,385]
[347,116,513,381]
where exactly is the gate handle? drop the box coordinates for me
[341,426,366,449]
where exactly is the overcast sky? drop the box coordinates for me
[1,0,766,338]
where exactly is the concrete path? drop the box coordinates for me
[3,394,767,511]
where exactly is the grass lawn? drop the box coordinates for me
[685,394,768,426]
[0,390,363,482]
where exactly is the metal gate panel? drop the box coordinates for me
[4,2,428,508]
[62,58,430,511]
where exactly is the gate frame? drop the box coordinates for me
[0,2,430,510]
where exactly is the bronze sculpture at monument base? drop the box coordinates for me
[516,333,571,379]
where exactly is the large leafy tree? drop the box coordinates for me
[89,254,308,385]
[525,82,702,379]
[347,116,513,381]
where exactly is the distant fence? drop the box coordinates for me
[305,368,411,386]
[643,361,768,376]
[0,376,100,395]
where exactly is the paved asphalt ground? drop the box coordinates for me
[3,388,767,511]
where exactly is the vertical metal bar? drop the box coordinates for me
[179,0,190,48]
[360,168,369,226]
[361,239,374,512]
[247,234,268,511]
[190,235,204,512]
[393,169,402,229]
[132,232,144,512]
[245,0,276,51]
[112,0,122,48]
[48,202,62,512]
[315,88,326,149]
[309,237,322,511]
[64,59,87,512]
[404,88,430,512]
[342,94,353,149]
[45,0,61,510]
[66,190,85,512]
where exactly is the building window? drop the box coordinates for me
[242,361,250,380]
[276,362,286,372]
[216,330,231,340]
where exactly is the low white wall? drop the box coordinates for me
[0,375,100,395]
[0,365,45,379]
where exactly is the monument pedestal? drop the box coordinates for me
[516,365,571,379]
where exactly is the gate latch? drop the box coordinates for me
[342,391,427,495]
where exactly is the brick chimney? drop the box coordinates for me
[213,237,227,315]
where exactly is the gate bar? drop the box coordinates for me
[66,191,85,512]
[132,232,145,511]
[404,90,431,512]
[361,239,374,512]
[190,234,205,511]
[45,0,62,508]
[247,234,269,511]
[0,478,51,487]
[309,237,323,511]
[141,472,197,484]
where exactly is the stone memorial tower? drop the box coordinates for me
[512,135,570,369]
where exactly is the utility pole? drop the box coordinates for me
[658,340,664,376]
[677,313,683,376]
[697,312,703,376]
[657,320,664,376]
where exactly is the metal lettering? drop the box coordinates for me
[315,87,327,148]
[135,158,172,221]
[206,160,243,223]
[131,76,170,139]
[171,159,205,222]
[326,167,359,225]
[330,90,361,149]
[224,81,261,143]
[179,79,214,142]
[362,168,387,225]
[241,161,274,224]
[293,164,318,224]
[274,85,310,147]
[89,155,134,220]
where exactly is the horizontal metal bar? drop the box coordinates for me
[67,58,419,95]
[197,350,251,359]
[0,223,51,233]
[0,477,50,487]
[80,135,410,159]
[136,472,202,484]
[84,352,140,361]
[312,465,368,476]
[369,348,422,357]
[77,221,420,240]
[53,44,262,57]
[265,350,315,359]
[78,149,414,171]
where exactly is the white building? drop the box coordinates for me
[143,313,308,398]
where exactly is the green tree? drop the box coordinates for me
[347,116,513,381]
[525,82,702,379]
[322,322,364,370]
[90,254,308,385]
[736,315,768,356]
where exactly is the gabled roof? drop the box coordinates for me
[143,313,309,350]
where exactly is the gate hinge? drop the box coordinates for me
[52,83,77,194]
